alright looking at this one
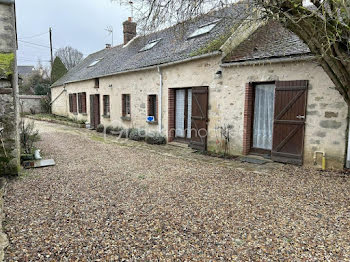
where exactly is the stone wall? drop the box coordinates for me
[19,95,44,114]
[0,1,20,175]
[51,56,348,169]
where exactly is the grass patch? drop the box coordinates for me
[26,114,86,126]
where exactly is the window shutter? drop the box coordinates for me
[147,95,151,116]
[155,95,158,121]
[82,93,87,113]
[242,83,254,155]
[72,93,77,113]
[122,95,126,116]
[78,93,82,113]
[69,94,73,113]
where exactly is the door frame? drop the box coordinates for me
[247,81,276,156]
[243,80,308,164]
[168,86,208,149]
[173,87,192,143]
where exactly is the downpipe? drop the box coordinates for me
[157,66,163,134]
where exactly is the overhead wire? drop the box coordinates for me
[18,31,48,40]
[18,40,58,50]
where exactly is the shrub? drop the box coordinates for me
[129,129,146,141]
[40,96,51,114]
[110,126,123,136]
[119,128,134,138]
[119,129,129,138]
[96,124,104,133]
[105,126,113,134]
[145,132,167,145]
[19,120,40,154]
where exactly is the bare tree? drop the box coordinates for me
[116,0,350,105]
[54,46,84,70]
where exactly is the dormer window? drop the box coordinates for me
[188,19,221,39]
[88,58,102,67]
[139,39,161,52]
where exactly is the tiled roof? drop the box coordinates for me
[222,21,311,63]
[52,8,311,87]
[51,5,250,87]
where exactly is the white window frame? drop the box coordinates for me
[139,39,161,52]
[188,19,221,39]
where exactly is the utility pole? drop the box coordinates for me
[49,27,53,69]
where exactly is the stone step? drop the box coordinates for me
[168,141,191,149]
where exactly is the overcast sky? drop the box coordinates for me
[16,0,130,67]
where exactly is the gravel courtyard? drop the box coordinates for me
[4,121,350,261]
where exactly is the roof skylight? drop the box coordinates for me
[188,20,221,39]
[88,59,102,67]
[139,39,161,52]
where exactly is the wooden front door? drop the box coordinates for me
[90,94,100,129]
[271,80,308,165]
[190,86,208,151]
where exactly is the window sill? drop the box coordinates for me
[72,112,78,115]
[82,113,88,116]
[121,116,131,121]
[146,121,158,125]
[102,115,110,119]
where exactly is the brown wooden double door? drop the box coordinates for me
[90,94,100,129]
[174,87,209,151]
[251,80,308,165]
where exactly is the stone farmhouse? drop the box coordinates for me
[51,5,349,169]
[0,0,20,175]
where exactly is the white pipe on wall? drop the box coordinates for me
[157,66,163,134]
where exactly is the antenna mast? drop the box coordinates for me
[105,26,114,46]
[129,1,134,18]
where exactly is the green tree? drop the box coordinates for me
[51,56,68,84]
[21,71,50,96]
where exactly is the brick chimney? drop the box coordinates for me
[123,17,136,45]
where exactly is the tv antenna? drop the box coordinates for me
[129,1,134,18]
[105,26,113,46]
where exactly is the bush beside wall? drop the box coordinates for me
[145,132,167,145]
[129,129,146,141]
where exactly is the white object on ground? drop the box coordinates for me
[34,159,55,168]
[34,149,42,160]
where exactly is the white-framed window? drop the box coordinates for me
[88,58,103,67]
[139,39,161,52]
[188,20,221,39]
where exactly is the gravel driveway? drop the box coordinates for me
[4,121,350,261]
